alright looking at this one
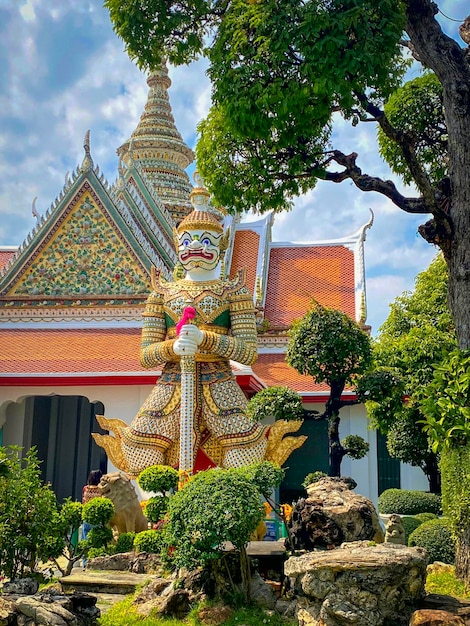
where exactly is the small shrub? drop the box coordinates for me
[134,529,164,554]
[82,497,115,526]
[302,471,327,488]
[145,496,169,524]
[409,518,455,564]
[137,465,178,494]
[401,516,422,543]
[114,532,135,554]
[378,489,442,515]
[414,512,438,523]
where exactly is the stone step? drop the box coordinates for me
[60,569,154,595]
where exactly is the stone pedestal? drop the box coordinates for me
[284,541,428,626]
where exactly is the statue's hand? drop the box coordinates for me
[173,324,203,357]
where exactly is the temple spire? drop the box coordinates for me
[117,62,194,223]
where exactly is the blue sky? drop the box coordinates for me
[0,0,468,335]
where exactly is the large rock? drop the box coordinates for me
[0,590,99,626]
[284,541,428,626]
[289,477,384,550]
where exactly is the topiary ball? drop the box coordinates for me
[408,518,455,564]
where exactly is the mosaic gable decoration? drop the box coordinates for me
[8,190,150,299]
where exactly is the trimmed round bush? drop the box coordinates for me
[133,529,164,554]
[401,516,422,543]
[137,465,178,494]
[378,489,442,515]
[414,512,438,523]
[114,532,136,553]
[145,496,169,524]
[408,518,455,564]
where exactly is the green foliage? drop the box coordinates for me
[83,497,115,527]
[414,513,438,523]
[105,0,407,214]
[439,446,470,540]
[99,595,297,626]
[87,525,114,550]
[378,489,442,515]
[286,300,372,475]
[409,518,455,564]
[0,446,61,580]
[81,497,114,556]
[421,350,470,453]
[164,467,265,571]
[137,465,178,527]
[137,465,179,495]
[145,497,169,524]
[371,255,454,490]
[302,471,327,489]
[134,529,165,554]
[401,516,423,543]
[115,532,136,554]
[287,301,372,387]
[426,566,470,599]
[42,499,85,576]
[378,73,447,186]
[237,461,285,498]
[341,435,369,460]
[246,386,304,423]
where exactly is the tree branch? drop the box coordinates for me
[321,151,430,214]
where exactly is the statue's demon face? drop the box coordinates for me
[177,228,221,274]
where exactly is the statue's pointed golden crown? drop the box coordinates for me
[176,173,224,234]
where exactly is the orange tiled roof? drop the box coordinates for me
[0,327,257,377]
[0,250,16,271]
[230,230,260,295]
[264,245,355,327]
[252,353,330,394]
[0,328,144,374]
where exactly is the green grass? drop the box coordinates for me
[425,566,470,599]
[98,597,296,626]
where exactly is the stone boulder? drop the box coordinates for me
[284,541,428,626]
[289,476,384,550]
[0,589,99,626]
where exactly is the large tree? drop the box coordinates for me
[362,254,456,493]
[287,301,372,477]
[105,0,470,349]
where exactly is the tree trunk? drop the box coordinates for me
[325,379,347,477]
[404,0,470,349]
[423,455,441,494]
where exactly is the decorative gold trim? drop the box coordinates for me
[264,420,307,467]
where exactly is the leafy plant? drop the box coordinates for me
[137,465,179,525]
[82,497,114,557]
[134,529,165,554]
[378,489,442,515]
[287,300,372,476]
[137,465,179,494]
[43,499,85,576]
[409,518,455,564]
[401,517,423,544]
[421,350,470,453]
[367,254,454,493]
[426,566,470,599]
[302,471,327,489]
[378,73,447,186]
[246,386,304,423]
[0,446,61,580]
[115,532,136,554]
[164,467,266,601]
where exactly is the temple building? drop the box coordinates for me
[0,65,427,503]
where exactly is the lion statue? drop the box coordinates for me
[384,514,406,545]
[98,471,148,534]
